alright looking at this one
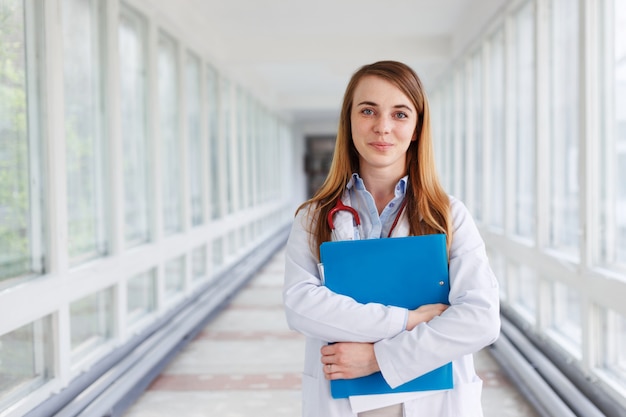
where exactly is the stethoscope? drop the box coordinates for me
[327,198,407,240]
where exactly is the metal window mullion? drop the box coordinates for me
[249,100,259,208]
[179,49,190,235]
[229,86,240,214]
[579,0,604,374]
[464,59,476,215]
[452,70,462,199]
[535,0,551,250]
[199,64,211,227]
[145,19,165,311]
[104,0,123,258]
[35,0,70,390]
[481,41,493,226]
[504,14,517,237]
[217,77,229,219]
[602,0,617,264]
[102,0,127,344]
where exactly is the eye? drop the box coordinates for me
[395,112,409,119]
[361,108,374,116]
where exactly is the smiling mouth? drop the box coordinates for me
[370,142,393,151]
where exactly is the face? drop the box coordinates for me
[350,75,417,177]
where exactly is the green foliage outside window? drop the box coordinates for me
[0,1,30,281]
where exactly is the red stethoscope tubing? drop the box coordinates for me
[327,199,407,238]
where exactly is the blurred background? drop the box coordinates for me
[0,0,625,416]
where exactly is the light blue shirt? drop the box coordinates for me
[347,173,408,239]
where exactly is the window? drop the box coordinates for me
[187,53,203,226]
[158,31,182,235]
[127,269,156,326]
[549,0,579,255]
[470,52,483,221]
[488,29,505,230]
[455,69,466,203]
[237,87,248,210]
[212,236,224,269]
[609,0,626,266]
[192,245,206,281]
[0,316,53,410]
[514,3,536,241]
[221,78,234,214]
[119,5,150,246]
[0,0,44,284]
[70,288,114,364]
[600,308,626,385]
[63,0,108,262]
[207,65,221,220]
[549,281,581,356]
[509,263,538,323]
[164,255,185,297]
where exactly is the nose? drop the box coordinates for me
[373,115,391,135]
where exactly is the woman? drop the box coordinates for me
[283,61,500,417]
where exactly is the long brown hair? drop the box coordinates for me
[297,61,452,259]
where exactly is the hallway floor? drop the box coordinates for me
[124,248,538,417]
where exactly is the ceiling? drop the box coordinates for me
[180,0,508,132]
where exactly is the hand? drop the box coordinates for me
[406,303,448,331]
[320,342,380,380]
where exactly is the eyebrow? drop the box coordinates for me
[356,101,414,112]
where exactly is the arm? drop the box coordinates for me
[373,197,501,388]
[282,206,407,343]
[320,304,448,380]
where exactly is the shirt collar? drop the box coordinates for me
[347,173,408,197]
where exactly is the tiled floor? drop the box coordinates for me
[124,248,538,417]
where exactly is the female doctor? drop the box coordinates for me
[283,60,500,417]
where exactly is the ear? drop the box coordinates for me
[411,130,418,142]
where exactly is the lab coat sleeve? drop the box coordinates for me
[374,197,501,388]
[283,206,407,343]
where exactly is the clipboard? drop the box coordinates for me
[320,234,453,398]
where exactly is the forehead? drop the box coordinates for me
[352,75,412,107]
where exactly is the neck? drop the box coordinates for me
[360,169,403,215]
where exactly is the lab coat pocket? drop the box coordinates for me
[446,378,484,417]
[301,373,320,417]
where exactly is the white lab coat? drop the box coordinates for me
[283,193,500,417]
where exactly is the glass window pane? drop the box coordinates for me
[549,282,581,356]
[207,65,220,219]
[119,6,150,246]
[514,3,536,240]
[192,245,206,281]
[0,0,44,283]
[212,236,224,269]
[600,308,626,385]
[158,31,182,235]
[127,269,156,325]
[549,0,579,255]
[187,53,203,226]
[510,263,537,323]
[164,255,184,296]
[489,29,505,230]
[0,316,53,410]
[63,0,107,261]
[70,288,114,364]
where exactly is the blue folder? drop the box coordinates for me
[320,234,453,399]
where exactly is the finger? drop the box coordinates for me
[320,344,337,355]
[320,354,336,365]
